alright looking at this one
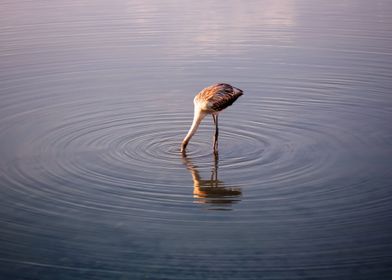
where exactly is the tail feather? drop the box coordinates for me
[210,84,243,111]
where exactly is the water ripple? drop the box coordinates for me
[2,88,390,223]
[1,1,392,278]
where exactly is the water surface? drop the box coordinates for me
[1,0,392,279]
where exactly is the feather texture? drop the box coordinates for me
[194,83,243,113]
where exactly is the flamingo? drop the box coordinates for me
[181,83,243,153]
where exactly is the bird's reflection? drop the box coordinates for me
[181,152,242,210]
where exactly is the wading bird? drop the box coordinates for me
[181,83,243,153]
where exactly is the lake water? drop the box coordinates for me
[1,1,392,279]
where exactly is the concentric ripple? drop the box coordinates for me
[2,87,390,219]
[1,0,392,279]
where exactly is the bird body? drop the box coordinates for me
[194,83,243,113]
[181,83,243,153]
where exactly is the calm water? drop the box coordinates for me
[1,1,392,279]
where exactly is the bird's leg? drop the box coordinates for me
[212,151,219,185]
[212,114,219,152]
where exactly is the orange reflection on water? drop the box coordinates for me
[182,152,241,210]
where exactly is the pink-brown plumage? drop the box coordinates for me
[194,83,243,113]
[181,83,243,153]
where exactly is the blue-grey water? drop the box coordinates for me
[1,1,392,279]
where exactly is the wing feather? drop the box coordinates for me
[195,83,243,112]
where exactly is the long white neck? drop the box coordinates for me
[181,106,206,152]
